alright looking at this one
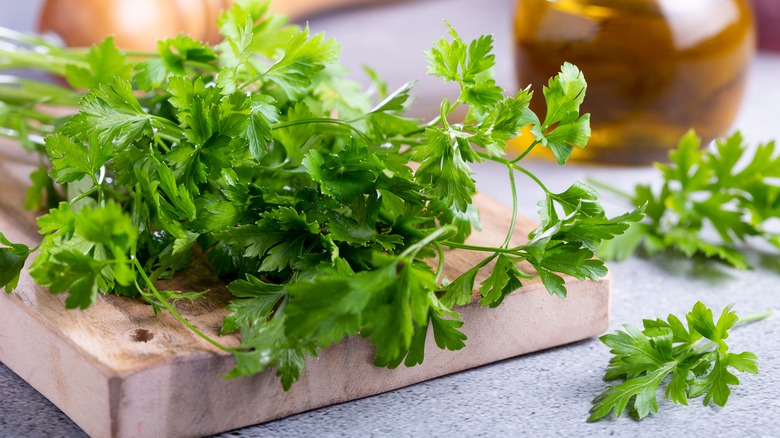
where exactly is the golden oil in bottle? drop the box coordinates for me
[513,0,755,164]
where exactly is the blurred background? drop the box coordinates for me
[0,0,518,120]
[1,0,778,164]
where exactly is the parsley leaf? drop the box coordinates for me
[0,232,31,293]
[532,63,590,164]
[598,131,780,268]
[589,302,763,422]
[65,37,131,89]
[44,134,111,184]
[262,26,340,99]
[29,202,137,309]
[426,24,502,110]
[63,78,182,150]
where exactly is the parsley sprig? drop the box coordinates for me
[597,131,780,268]
[590,302,770,422]
[0,2,641,388]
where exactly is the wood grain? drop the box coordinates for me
[0,144,610,438]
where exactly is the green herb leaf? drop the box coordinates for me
[65,37,131,89]
[590,302,762,422]
[0,232,31,293]
[532,62,590,164]
[598,131,780,268]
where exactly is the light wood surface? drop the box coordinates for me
[0,143,611,438]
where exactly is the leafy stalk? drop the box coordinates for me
[598,131,780,268]
[590,302,769,422]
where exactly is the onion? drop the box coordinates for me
[40,0,180,49]
[38,0,386,50]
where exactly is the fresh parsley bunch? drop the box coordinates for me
[598,131,780,269]
[590,302,764,422]
[0,1,641,388]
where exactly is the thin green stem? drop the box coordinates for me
[474,253,499,271]
[400,225,457,259]
[69,185,98,205]
[511,140,539,163]
[442,241,521,255]
[587,177,634,200]
[5,108,56,124]
[434,243,446,283]
[501,164,518,249]
[0,27,68,50]
[403,115,442,137]
[693,341,717,355]
[237,73,264,91]
[95,175,105,206]
[484,154,551,194]
[186,60,219,73]
[690,309,773,355]
[132,258,235,353]
[156,132,182,143]
[154,135,171,153]
[514,164,551,194]
[0,49,88,76]
[271,118,372,144]
[736,309,773,325]
[152,116,185,139]
[0,76,82,106]
[123,50,157,58]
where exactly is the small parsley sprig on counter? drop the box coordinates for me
[0,1,641,387]
[597,131,780,269]
[590,302,769,422]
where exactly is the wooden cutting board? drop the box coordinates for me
[0,144,610,438]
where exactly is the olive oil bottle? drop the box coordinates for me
[514,0,755,164]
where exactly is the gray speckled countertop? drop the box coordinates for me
[2,0,780,436]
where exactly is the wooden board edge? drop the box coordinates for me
[110,275,611,437]
[1,264,611,438]
[0,290,114,438]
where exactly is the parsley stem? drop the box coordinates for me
[501,164,518,249]
[0,27,65,50]
[586,177,634,200]
[186,60,220,73]
[403,115,442,137]
[692,341,717,355]
[513,164,551,194]
[0,48,87,76]
[511,140,540,163]
[483,154,551,194]
[153,135,171,153]
[155,132,181,143]
[424,115,443,128]
[0,76,81,106]
[122,50,157,57]
[132,257,236,353]
[690,310,773,355]
[271,118,372,144]
[442,242,519,255]
[434,243,446,283]
[89,173,105,207]
[153,117,186,139]
[237,73,264,91]
[69,185,98,205]
[400,225,457,259]
[736,309,774,325]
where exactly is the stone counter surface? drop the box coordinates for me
[2,0,779,436]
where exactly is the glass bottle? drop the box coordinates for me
[513,0,756,164]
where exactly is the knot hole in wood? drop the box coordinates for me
[130,328,154,342]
